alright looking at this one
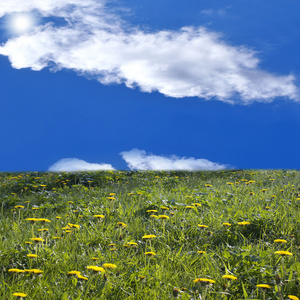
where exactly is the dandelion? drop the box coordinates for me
[192,203,201,207]
[237,221,251,225]
[127,242,138,246]
[106,197,116,200]
[14,205,24,209]
[274,239,287,243]
[87,266,105,273]
[274,251,292,256]
[30,269,43,274]
[67,223,80,229]
[27,254,38,258]
[158,215,169,220]
[30,238,44,242]
[205,184,212,187]
[117,222,127,227]
[92,257,99,260]
[256,284,271,289]
[8,269,25,273]
[67,271,81,276]
[222,275,237,280]
[146,210,158,213]
[145,252,156,256]
[222,223,231,226]
[194,278,215,284]
[161,206,169,210]
[197,251,206,254]
[142,234,157,239]
[150,215,158,218]
[108,243,116,247]
[13,292,27,297]
[77,274,88,280]
[288,296,299,300]
[102,263,117,269]
[198,224,209,229]
[93,215,105,219]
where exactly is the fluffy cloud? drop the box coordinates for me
[0,0,297,103]
[120,149,228,171]
[48,158,115,172]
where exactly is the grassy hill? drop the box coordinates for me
[0,170,299,299]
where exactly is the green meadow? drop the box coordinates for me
[0,170,299,300]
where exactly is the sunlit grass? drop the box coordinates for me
[0,170,299,299]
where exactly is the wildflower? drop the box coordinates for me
[274,251,292,256]
[67,271,81,276]
[26,218,38,223]
[93,215,105,219]
[38,218,51,223]
[145,252,156,256]
[67,223,80,229]
[205,184,212,187]
[30,269,43,274]
[161,206,169,210]
[198,224,209,228]
[14,205,24,209]
[92,257,99,260]
[194,278,215,284]
[274,239,287,243]
[117,222,127,228]
[102,263,117,269]
[56,216,61,219]
[25,242,32,245]
[222,275,237,280]
[222,223,231,226]
[13,293,27,297]
[110,248,117,251]
[192,203,201,207]
[77,274,88,280]
[27,254,38,258]
[38,228,48,232]
[150,215,158,218]
[256,284,271,289]
[106,197,116,200]
[142,234,157,239]
[109,193,116,196]
[87,266,105,272]
[227,182,233,185]
[238,221,251,225]
[127,242,137,246]
[146,210,158,213]
[30,238,44,242]
[288,296,299,300]
[158,215,169,220]
[8,269,25,273]
[108,243,116,247]
[197,251,206,254]
[260,189,267,192]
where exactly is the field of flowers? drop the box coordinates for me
[0,170,299,299]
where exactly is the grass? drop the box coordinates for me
[0,170,299,299]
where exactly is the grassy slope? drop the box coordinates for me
[0,170,299,299]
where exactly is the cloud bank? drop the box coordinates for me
[120,149,227,171]
[48,158,115,172]
[0,0,297,103]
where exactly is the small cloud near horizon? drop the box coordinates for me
[48,158,115,172]
[120,149,228,171]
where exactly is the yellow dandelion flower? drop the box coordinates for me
[150,214,158,218]
[102,263,117,269]
[108,243,116,246]
[222,275,237,280]
[8,269,25,273]
[145,252,156,256]
[30,269,43,274]
[256,284,271,289]
[161,206,169,210]
[158,215,169,220]
[222,223,231,226]
[197,251,206,254]
[288,296,299,300]
[238,221,250,225]
[87,266,105,272]
[106,197,116,200]
[127,242,137,246]
[29,238,45,242]
[194,278,215,284]
[146,210,158,213]
[117,222,127,227]
[67,223,80,229]
[27,254,38,258]
[67,271,81,276]
[38,218,51,223]
[205,184,212,187]
[92,257,99,260]
[142,234,157,239]
[274,239,287,243]
[77,274,88,280]
[198,224,209,228]
[274,251,292,256]
[93,215,105,218]
[192,203,201,207]
[13,292,27,297]
[14,205,24,209]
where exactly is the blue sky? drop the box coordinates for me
[0,0,299,171]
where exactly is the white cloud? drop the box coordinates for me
[0,0,298,103]
[48,158,115,172]
[120,149,228,171]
